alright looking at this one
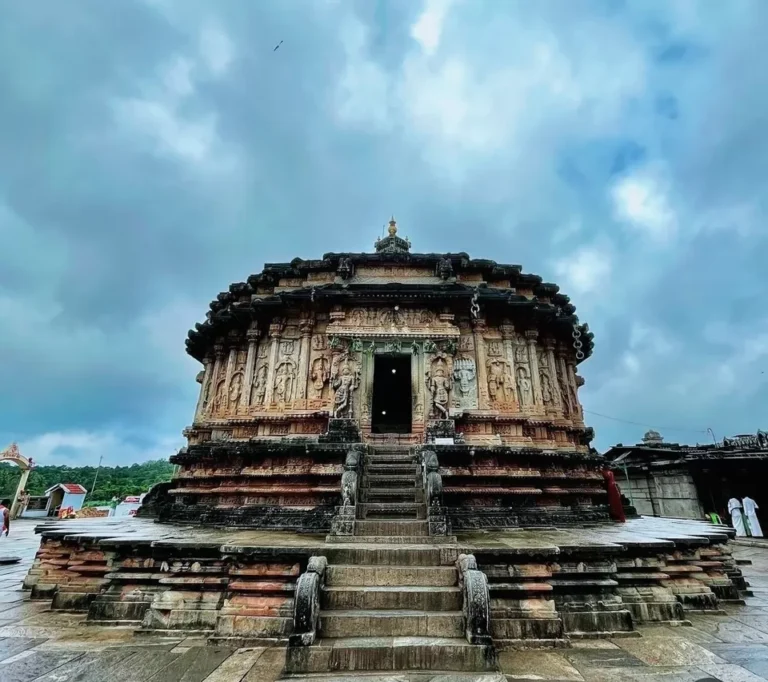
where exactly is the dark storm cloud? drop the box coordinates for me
[1,0,767,464]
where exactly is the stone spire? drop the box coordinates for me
[374,217,411,253]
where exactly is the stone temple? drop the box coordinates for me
[22,221,751,679]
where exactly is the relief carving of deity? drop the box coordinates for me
[310,356,331,396]
[540,371,554,406]
[486,340,502,357]
[273,358,297,404]
[515,342,528,364]
[331,356,360,418]
[537,349,549,369]
[487,358,515,404]
[516,366,533,407]
[459,335,474,352]
[311,334,327,351]
[228,372,243,410]
[349,308,365,326]
[419,309,434,325]
[452,358,476,409]
[251,365,268,406]
[378,308,394,326]
[427,358,451,418]
[213,379,227,413]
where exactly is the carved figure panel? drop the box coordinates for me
[514,341,528,364]
[540,370,554,407]
[228,371,244,412]
[310,356,331,398]
[326,306,458,339]
[487,358,515,405]
[331,354,360,418]
[213,379,227,414]
[459,335,474,352]
[426,355,452,418]
[516,366,533,408]
[311,334,327,351]
[251,364,268,407]
[452,357,477,410]
[273,357,297,405]
[486,340,503,357]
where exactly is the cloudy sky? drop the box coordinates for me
[1,0,766,467]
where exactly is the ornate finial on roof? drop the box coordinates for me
[375,216,411,254]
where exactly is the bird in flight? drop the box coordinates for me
[274,40,283,51]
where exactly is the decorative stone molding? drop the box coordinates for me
[456,553,493,646]
[289,555,328,646]
[330,449,362,536]
[422,449,448,535]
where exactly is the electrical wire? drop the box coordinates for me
[583,409,708,434]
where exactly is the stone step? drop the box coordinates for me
[366,463,417,471]
[326,565,457,587]
[280,674,505,681]
[328,536,456,545]
[355,521,429,537]
[364,476,418,488]
[320,610,463,638]
[362,489,422,503]
[322,586,462,611]
[323,546,451,567]
[358,503,426,520]
[284,637,497,674]
[366,455,417,464]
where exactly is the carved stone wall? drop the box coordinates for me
[189,302,588,450]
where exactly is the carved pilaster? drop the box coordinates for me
[525,330,544,411]
[296,315,314,403]
[566,359,584,424]
[242,326,261,410]
[500,322,520,412]
[194,356,213,422]
[543,338,563,414]
[264,319,285,407]
[207,344,226,416]
[557,350,572,419]
[472,318,490,409]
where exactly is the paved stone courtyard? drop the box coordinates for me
[3,519,768,681]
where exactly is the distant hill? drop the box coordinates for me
[0,459,174,504]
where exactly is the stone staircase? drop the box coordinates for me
[282,446,499,679]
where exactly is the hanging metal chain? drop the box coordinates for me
[470,288,480,320]
[572,326,585,361]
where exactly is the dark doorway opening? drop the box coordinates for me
[371,354,412,434]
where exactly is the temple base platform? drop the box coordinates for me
[22,515,747,661]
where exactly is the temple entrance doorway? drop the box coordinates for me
[371,354,412,434]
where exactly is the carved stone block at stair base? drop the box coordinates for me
[320,418,361,444]
[329,506,356,536]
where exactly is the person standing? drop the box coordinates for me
[743,496,763,538]
[0,500,9,537]
[728,497,747,537]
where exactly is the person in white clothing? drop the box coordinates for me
[743,497,763,537]
[728,497,747,536]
